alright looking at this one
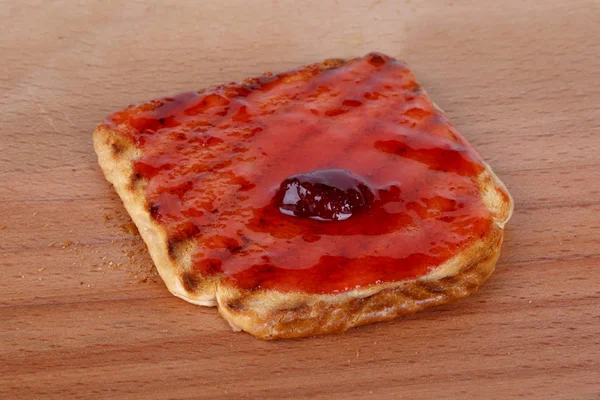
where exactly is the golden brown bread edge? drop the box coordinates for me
[93,58,514,340]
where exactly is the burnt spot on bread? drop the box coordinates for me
[166,222,200,244]
[226,298,245,312]
[129,172,145,192]
[167,239,179,260]
[111,142,124,155]
[167,237,196,262]
[181,271,202,293]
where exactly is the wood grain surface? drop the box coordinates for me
[1,1,599,398]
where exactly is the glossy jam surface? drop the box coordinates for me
[105,52,491,294]
[277,169,374,221]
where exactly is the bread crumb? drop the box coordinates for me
[62,240,72,248]
[33,212,38,216]
[38,268,45,272]
[48,242,55,247]
[0,225,5,230]
[119,221,139,236]
[97,210,160,284]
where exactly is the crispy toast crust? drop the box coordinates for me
[216,167,511,339]
[94,126,220,306]
[217,214,504,339]
[93,57,514,339]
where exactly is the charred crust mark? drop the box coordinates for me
[166,236,198,261]
[167,239,178,260]
[111,142,123,155]
[226,299,244,312]
[181,271,201,293]
[129,172,144,192]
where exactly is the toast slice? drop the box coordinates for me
[94,53,513,339]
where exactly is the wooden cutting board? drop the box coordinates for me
[2,1,599,398]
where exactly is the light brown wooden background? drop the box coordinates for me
[1,1,599,399]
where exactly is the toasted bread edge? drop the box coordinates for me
[93,126,219,306]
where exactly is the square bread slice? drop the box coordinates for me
[94,53,513,339]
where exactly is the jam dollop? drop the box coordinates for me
[103,52,495,294]
[277,169,374,221]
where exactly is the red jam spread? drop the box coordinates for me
[277,169,374,221]
[104,52,492,294]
